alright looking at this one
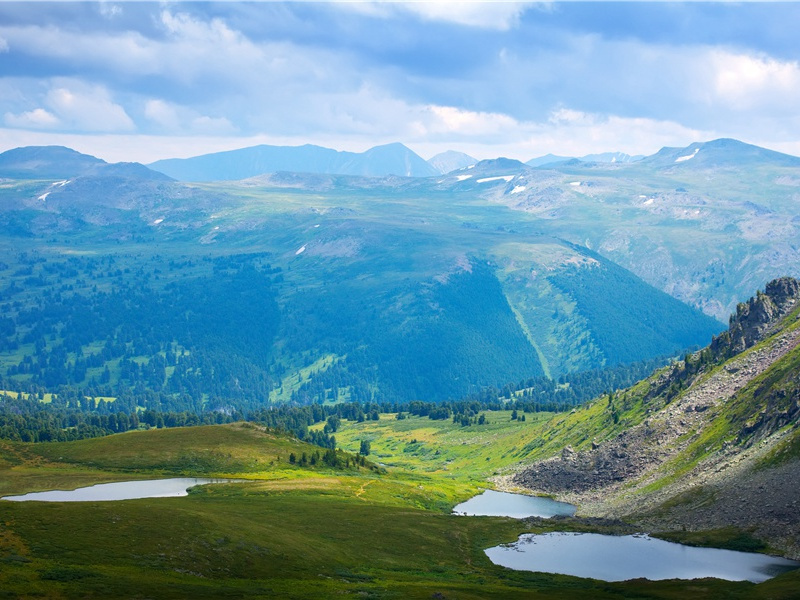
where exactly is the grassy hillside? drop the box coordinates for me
[2,423,797,599]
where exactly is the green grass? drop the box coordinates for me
[2,423,794,599]
[654,527,768,554]
[331,411,553,486]
[268,353,342,404]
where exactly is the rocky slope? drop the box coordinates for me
[511,277,800,557]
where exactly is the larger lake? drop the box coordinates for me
[1,478,232,502]
[486,532,800,583]
[452,490,576,518]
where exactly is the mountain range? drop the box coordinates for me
[148,142,440,181]
[1,137,799,406]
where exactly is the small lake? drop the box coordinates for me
[1,478,233,502]
[452,490,576,518]
[486,532,800,583]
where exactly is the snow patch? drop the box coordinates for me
[152,218,164,225]
[295,245,306,255]
[569,181,581,187]
[467,164,475,169]
[314,224,320,228]
[52,180,70,187]
[37,192,50,201]
[643,199,654,205]
[675,148,699,163]
[476,175,514,183]
[510,185,526,194]
[455,174,472,181]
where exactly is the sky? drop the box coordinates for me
[1,1,799,164]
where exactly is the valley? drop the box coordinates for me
[1,140,800,598]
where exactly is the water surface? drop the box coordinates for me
[486,532,800,583]
[452,490,576,518]
[2,478,232,502]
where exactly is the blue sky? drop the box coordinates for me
[1,1,799,163]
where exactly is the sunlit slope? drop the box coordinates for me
[512,278,800,557]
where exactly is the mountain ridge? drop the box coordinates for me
[510,277,800,558]
[148,142,439,181]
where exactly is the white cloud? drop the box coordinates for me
[144,99,181,130]
[548,108,596,126]
[336,1,534,31]
[191,115,235,135]
[156,10,267,84]
[397,1,531,31]
[99,2,122,19]
[4,108,59,129]
[708,50,800,111]
[0,36,8,53]
[45,82,134,132]
[425,105,519,135]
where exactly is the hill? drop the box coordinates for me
[512,277,800,558]
[637,138,800,170]
[427,150,476,173]
[0,146,105,179]
[148,142,438,181]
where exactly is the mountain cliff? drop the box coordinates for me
[511,277,800,558]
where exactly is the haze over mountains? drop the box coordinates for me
[148,142,440,181]
[1,137,799,401]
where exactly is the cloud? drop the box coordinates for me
[708,51,800,112]
[1,3,800,164]
[4,108,59,129]
[335,1,538,31]
[425,105,519,136]
[394,1,532,31]
[190,115,235,135]
[99,2,122,20]
[144,99,180,131]
[45,82,134,132]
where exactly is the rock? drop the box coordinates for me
[711,277,800,357]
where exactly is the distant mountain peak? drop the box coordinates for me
[474,157,527,170]
[0,145,106,179]
[428,150,477,174]
[643,138,800,169]
[526,153,574,168]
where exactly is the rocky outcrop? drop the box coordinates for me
[711,276,800,357]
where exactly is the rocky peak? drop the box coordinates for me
[711,277,800,357]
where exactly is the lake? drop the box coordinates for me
[452,489,576,518]
[485,532,800,583]
[1,478,233,502]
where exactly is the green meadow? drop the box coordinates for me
[2,421,799,598]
